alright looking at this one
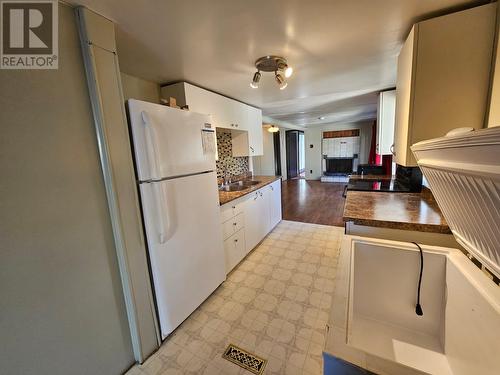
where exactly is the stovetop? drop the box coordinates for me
[347,178,412,193]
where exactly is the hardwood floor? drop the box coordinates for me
[281,179,346,227]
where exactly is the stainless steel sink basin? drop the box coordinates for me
[241,180,261,187]
[219,180,261,192]
[219,184,248,192]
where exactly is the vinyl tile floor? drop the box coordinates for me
[127,220,344,375]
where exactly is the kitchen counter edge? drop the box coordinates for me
[218,176,281,206]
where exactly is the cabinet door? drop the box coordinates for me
[257,188,271,239]
[394,26,416,166]
[243,191,261,252]
[184,83,236,129]
[224,229,246,274]
[376,97,383,155]
[411,3,495,151]
[231,130,250,157]
[247,106,263,156]
[221,212,244,240]
[268,180,282,230]
[377,90,396,155]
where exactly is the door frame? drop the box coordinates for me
[273,131,282,176]
[285,130,304,179]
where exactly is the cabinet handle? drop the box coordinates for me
[254,193,258,200]
[235,124,239,128]
[232,205,236,209]
[259,192,263,197]
[390,144,395,155]
[234,239,238,242]
[250,146,254,153]
[233,222,237,226]
[270,185,274,191]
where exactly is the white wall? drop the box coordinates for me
[299,132,305,171]
[121,72,160,103]
[305,121,373,180]
[252,128,276,176]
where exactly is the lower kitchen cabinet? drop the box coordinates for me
[244,190,270,253]
[221,212,244,240]
[268,179,282,230]
[220,179,282,274]
[224,229,246,274]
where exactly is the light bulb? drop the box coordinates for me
[275,72,287,89]
[250,71,261,89]
[284,66,293,78]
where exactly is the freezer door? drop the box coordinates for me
[139,172,225,338]
[128,99,216,181]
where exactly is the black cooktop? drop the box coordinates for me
[347,178,412,192]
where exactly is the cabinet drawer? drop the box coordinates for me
[224,229,246,274]
[222,212,244,240]
[220,199,245,222]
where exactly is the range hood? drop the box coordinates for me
[411,127,500,279]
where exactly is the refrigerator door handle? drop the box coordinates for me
[141,111,161,180]
[153,182,169,244]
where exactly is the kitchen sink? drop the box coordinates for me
[219,180,261,192]
[219,184,248,192]
[241,180,260,186]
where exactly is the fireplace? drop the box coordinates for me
[324,157,354,175]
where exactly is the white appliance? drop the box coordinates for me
[127,99,225,339]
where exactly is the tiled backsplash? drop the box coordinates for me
[216,130,249,178]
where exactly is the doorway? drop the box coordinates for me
[273,131,282,176]
[286,130,305,179]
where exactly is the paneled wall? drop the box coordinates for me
[0,4,136,374]
[121,72,161,104]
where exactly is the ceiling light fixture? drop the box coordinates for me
[319,116,325,120]
[267,125,280,133]
[250,56,293,90]
[250,71,261,88]
[275,72,288,90]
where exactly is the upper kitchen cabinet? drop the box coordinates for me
[376,90,396,155]
[161,82,263,156]
[234,105,263,156]
[394,3,497,166]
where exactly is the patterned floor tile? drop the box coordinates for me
[127,221,343,375]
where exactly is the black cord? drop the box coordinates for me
[412,242,424,316]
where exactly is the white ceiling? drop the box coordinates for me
[72,0,483,127]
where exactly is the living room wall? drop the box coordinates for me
[304,120,373,180]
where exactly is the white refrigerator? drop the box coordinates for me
[127,99,225,339]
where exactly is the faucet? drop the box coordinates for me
[221,158,232,186]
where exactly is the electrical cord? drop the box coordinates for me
[412,242,424,316]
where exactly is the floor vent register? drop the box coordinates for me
[222,344,267,374]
